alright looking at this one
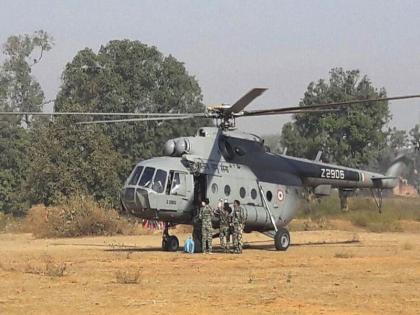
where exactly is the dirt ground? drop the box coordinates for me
[0,227,419,315]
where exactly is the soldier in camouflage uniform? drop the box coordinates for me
[218,200,231,253]
[199,198,213,253]
[232,199,245,254]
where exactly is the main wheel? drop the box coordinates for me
[274,228,290,251]
[166,236,179,252]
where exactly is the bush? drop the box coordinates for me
[24,195,132,238]
[115,269,141,284]
[298,193,420,233]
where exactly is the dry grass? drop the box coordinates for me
[23,195,146,238]
[115,268,142,284]
[23,256,67,277]
[299,194,420,233]
[402,242,414,250]
[334,251,355,259]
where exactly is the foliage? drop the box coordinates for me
[0,30,53,215]
[0,123,30,215]
[27,116,123,206]
[297,193,420,232]
[24,194,128,238]
[55,40,211,178]
[0,30,53,125]
[281,68,390,169]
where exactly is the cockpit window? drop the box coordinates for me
[152,169,167,193]
[138,167,155,187]
[128,166,143,185]
[170,172,186,196]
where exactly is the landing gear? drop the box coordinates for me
[274,228,290,251]
[162,222,179,252]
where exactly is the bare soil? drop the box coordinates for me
[0,228,419,315]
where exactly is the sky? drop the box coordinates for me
[0,0,419,135]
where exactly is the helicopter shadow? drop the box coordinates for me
[103,239,361,253]
[244,239,361,251]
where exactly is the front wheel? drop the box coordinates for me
[274,228,290,251]
[166,236,179,252]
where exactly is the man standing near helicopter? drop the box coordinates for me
[199,198,214,254]
[218,199,232,253]
[232,200,245,254]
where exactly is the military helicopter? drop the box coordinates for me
[2,88,420,252]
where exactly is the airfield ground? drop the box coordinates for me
[0,226,419,315]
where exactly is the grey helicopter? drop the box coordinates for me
[2,88,420,252]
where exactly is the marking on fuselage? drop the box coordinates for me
[277,189,285,202]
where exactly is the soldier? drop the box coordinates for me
[232,199,245,254]
[199,198,213,254]
[218,199,231,253]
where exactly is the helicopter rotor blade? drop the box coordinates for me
[225,88,267,115]
[0,111,201,117]
[76,115,197,125]
[242,94,420,117]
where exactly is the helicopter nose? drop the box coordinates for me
[121,186,150,214]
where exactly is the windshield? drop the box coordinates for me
[128,166,143,185]
[152,169,167,193]
[138,167,155,187]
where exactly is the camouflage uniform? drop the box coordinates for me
[232,205,245,253]
[218,207,230,253]
[199,204,213,253]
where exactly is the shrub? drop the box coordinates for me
[24,255,67,277]
[334,251,354,259]
[24,195,131,238]
[115,269,141,284]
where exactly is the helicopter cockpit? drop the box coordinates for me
[120,157,195,223]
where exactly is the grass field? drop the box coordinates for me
[0,230,419,315]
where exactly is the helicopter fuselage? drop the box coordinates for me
[120,127,400,233]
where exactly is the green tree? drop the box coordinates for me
[281,68,390,169]
[55,40,210,178]
[27,114,123,206]
[0,123,30,215]
[0,30,53,214]
[1,30,53,125]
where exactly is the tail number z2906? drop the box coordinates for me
[320,168,345,179]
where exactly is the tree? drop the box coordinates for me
[1,30,54,125]
[55,40,210,179]
[0,123,30,215]
[281,68,390,169]
[27,114,123,206]
[0,30,53,214]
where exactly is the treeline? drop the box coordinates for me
[0,30,419,216]
[265,68,420,188]
[0,30,209,215]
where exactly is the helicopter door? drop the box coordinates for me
[162,171,193,212]
[194,174,207,207]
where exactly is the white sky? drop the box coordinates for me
[1,0,419,135]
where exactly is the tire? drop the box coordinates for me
[166,236,179,252]
[274,228,290,251]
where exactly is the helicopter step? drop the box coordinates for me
[162,222,179,252]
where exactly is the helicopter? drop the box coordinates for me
[2,88,420,252]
